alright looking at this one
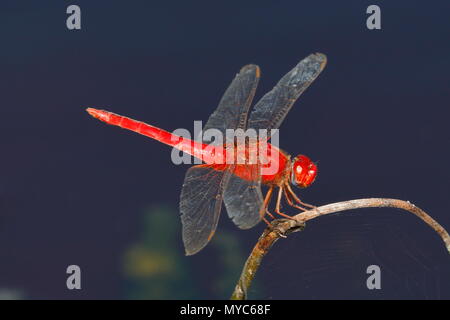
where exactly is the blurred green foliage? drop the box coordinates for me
[122,205,259,299]
[0,288,24,300]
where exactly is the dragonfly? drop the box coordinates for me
[87,53,327,255]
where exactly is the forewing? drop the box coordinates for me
[223,164,263,229]
[248,53,327,132]
[180,165,232,255]
[202,64,264,230]
[203,64,260,140]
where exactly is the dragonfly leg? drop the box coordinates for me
[274,187,295,220]
[260,186,275,219]
[283,186,308,211]
[262,216,272,227]
[265,208,275,219]
[262,188,275,228]
[285,183,316,209]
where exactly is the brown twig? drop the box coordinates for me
[230,198,450,300]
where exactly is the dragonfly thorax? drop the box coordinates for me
[291,155,317,188]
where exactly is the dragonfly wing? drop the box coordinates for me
[202,64,264,229]
[203,64,260,139]
[223,165,263,229]
[180,165,232,255]
[248,53,327,132]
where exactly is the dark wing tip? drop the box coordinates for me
[182,228,205,256]
[310,52,327,70]
[182,228,216,256]
[239,64,260,78]
[184,248,197,256]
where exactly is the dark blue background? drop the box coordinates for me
[0,0,449,299]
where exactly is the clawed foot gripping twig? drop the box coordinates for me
[261,184,318,228]
[230,198,450,300]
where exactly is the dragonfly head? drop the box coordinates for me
[291,155,318,188]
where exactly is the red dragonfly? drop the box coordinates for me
[87,53,327,255]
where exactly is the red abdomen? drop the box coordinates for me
[86,108,290,185]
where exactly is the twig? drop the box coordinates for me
[230,198,450,300]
